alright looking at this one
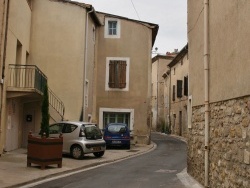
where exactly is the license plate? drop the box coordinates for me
[112,141,121,144]
[93,147,101,151]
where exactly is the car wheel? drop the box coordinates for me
[93,151,105,158]
[71,145,84,159]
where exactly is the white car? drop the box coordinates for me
[49,121,106,159]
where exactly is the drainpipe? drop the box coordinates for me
[204,0,210,187]
[0,0,9,154]
[83,7,94,121]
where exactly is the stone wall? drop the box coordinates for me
[187,96,250,188]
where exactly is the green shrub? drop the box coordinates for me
[39,82,50,137]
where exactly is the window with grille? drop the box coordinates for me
[109,60,126,89]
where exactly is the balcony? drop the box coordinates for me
[7,64,65,118]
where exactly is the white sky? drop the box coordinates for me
[75,0,187,55]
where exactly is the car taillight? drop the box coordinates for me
[104,136,112,139]
[122,136,130,139]
[79,130,85,137]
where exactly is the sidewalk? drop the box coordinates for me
[0,144,155,188]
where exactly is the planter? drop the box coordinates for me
[27,132,63,170]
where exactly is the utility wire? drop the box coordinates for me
[130,0,141,20]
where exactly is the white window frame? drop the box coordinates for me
[104,18,121,38]
[105,57,130,91]
[99,108,134,130]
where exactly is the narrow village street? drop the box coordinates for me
[27,133,200,188]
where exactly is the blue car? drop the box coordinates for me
[103,123,130,149]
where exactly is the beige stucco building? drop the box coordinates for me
[188,0,250,187]
[151,54,174,131]
[165,44,188,137]
[0,0,158,154]
[95,13,158,144]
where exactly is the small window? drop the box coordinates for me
[172,85,176,101]
[184,76,188,96]
[108,21,117,35]
[177,80,183,98]
[105,18,120,38]
[109,60,127,89]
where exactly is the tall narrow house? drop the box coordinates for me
[0,0,158,154]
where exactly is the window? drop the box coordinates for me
[106,57,130,91]
[103,112,130,129]
[177,80,183,98]
[63,124,77,133]
[184,76,188,96]
[49,124,63,134]
[109,60,126,88]
[172,85,176,101]
[108,21,117,35]
[105,18,120,38]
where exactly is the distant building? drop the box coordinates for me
[151,54,175,131]
[165,44,188,137]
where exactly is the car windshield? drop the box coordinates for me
[83,125,102,140]
[107,125,126,133]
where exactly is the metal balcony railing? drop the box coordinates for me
[8,64,65,118]
[8,64,47,93]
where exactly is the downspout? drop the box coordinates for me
[156,59,159,128]
[0,0,9,154]
[204,0,210,187]
[83,7,94,121]
[168,69,171,133]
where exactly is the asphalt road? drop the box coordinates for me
[32,133,187,188]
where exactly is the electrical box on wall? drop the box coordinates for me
[26,115,32,122]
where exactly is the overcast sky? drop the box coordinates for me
[76,0,187,55]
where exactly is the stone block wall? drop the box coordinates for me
[187,96,250,188]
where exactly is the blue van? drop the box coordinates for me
[103,123,130,149]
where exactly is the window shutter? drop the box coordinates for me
[109,60,126,89]
[184,76,188,96]
[118,61,126,88]
[109,61,115,88]
[173,85,176,101]
[177,80,183,98]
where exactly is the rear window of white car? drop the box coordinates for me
[83,125,102,140]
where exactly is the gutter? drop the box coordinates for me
[204,0,210,187]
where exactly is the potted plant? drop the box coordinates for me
[27,82,63,170]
